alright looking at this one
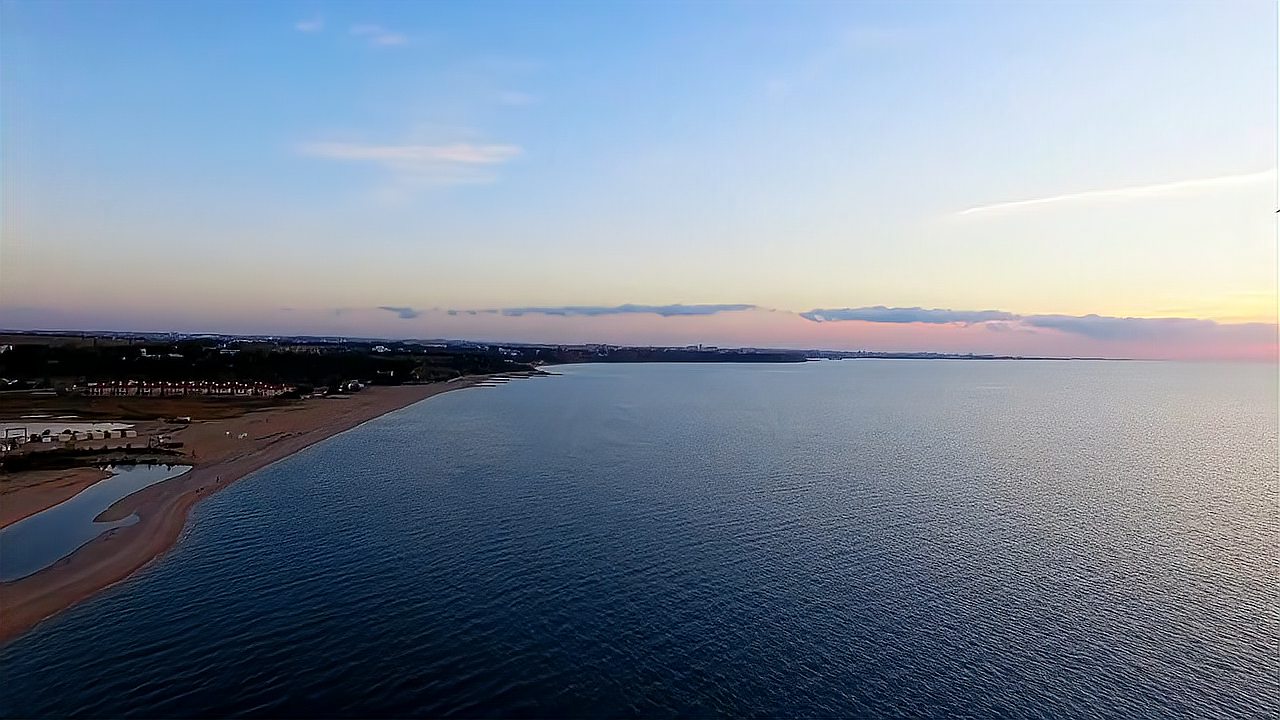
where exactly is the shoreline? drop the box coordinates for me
[0,377,498,645]
[0,467,113,528]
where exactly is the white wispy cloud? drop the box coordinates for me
[295,16,324,33]
[301,142,521,166]
[299,141,521,187]
[350,24,407,47]
[957,169,1275,217]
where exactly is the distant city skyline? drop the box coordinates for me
[3,1,1275,360]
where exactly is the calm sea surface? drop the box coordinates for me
[1,361,1276,718]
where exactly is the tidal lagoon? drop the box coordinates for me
[0,465,191,582]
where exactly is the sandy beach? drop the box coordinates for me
[0,468,114,528]
[0,379,491,644]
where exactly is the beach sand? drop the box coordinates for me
[0,379,491,644]
[0,468,113,528]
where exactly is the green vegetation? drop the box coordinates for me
[0,339,530,391]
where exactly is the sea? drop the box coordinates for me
[0,361,1276,718]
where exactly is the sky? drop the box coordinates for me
[2,0,1276,360]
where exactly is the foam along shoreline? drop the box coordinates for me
[0,376,513,645]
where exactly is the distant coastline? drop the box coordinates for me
[0,328,1130,366]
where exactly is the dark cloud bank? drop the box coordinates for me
[803,307,1274,343]
[386,304,758,319]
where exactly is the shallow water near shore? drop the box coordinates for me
[0,361,1276,717]
[0,464,191,582]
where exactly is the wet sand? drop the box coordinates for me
[0,379,490,644]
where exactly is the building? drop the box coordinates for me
[80,380,293,397]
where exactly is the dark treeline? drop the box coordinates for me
[0,446,184,473]
[0,335,1038,392]
[0,341,529,389]
[0,338,811,392]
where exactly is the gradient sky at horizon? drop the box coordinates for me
[2,0,1276,359]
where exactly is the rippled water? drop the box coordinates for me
[1,361,1276,718]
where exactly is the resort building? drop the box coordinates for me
[77,380,293,397]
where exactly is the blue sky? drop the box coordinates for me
[2,1,1275,357]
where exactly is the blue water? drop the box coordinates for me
[0,464,191,582]
[0,361,1276,718]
